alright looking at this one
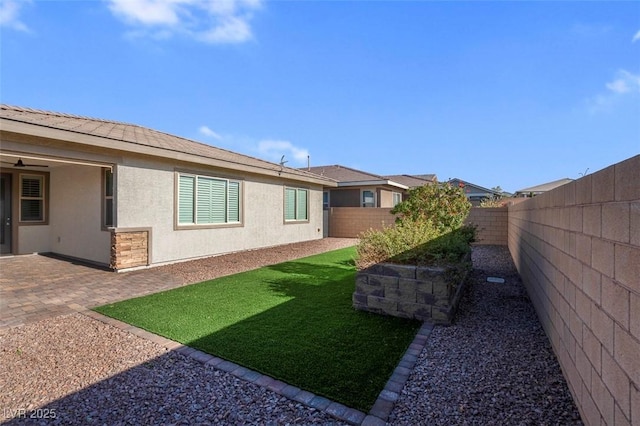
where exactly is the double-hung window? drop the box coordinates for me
[20,174,45,222]
[284,187,308,222]
[177,173,241,226]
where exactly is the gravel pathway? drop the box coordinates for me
[389,245,583,425]
[0,243,583,425]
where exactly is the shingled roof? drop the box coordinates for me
[384,174,436,188]
[305,165,408,189]
[0,105,334,186]
[515,178,574,195]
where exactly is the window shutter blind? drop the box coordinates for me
[21,200,43,221]
[284,188,296,220]
[196,177,227,224]
[20,176,44,221]
[228,181,240,222]
[297,189,308,220]
[21,177,42,197]
[178,175,195,224]
[211,179,226,224]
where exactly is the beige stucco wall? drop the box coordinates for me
[17,225,50,254]
[116,158,324,265]
[49,165,111,264]
[508,155,640,425]
[10,165,110,264]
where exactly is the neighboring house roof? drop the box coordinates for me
[384,174,436,188]
[0,105,335,187]
[411,174,438,183]
[305,165,408,189]
[447,178,502,197]
[515,178,574,195]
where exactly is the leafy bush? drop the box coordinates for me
[390,183,471,233]
[356,183,475,269]
[355,220,441,269]
[479,197,505,207]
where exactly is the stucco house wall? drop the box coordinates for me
[0,105,333,269]
[49,165,111,264]
[116,158,324,265]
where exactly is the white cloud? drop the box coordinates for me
[587,69,640,114]
[107,0,186,26]
[605,70,640,94]
[199,125,222,140]
[0,0,31,32]
[633,30,640,43]
[106,0,262,44]
[258,140,310,166]
[197,15,251,44]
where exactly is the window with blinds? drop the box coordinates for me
[177,173,241,226]
[284,187,309,222]
[20,174,45,222]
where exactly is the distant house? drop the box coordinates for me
[515,178,574,197]
[305,165,436,209]
[0,105,335,270]
[447,178,502,205]
[383,174,438,188]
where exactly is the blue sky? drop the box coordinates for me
[1,0,639,193]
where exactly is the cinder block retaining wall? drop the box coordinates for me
[508,155,640,426]
[353,262,469,324]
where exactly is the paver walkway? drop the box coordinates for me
[0,254,186,329]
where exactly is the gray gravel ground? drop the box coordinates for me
[1,243,583,425]
[0,313,348,426]
[389,245,583,425]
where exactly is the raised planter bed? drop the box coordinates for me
[352,256,471,325]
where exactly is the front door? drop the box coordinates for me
[0,173,12,254]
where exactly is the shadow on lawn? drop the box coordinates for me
[183,259,419,411]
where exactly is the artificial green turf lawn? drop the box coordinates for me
[94,247,420,411]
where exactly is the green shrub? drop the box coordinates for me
[391,183,471,233]
[355,220,441,269]
[356,183,475,269]
[479,197,504,207]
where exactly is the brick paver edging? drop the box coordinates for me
[82,310,434,426]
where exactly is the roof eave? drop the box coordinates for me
[337,180,408,190]
[0,119,337,187]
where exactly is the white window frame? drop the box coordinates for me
[176,172,242,228]
[19,174,45,223]
[284,186,309,222]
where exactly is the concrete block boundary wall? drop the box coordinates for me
[508,155,639,426]
[328,206,511,244]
